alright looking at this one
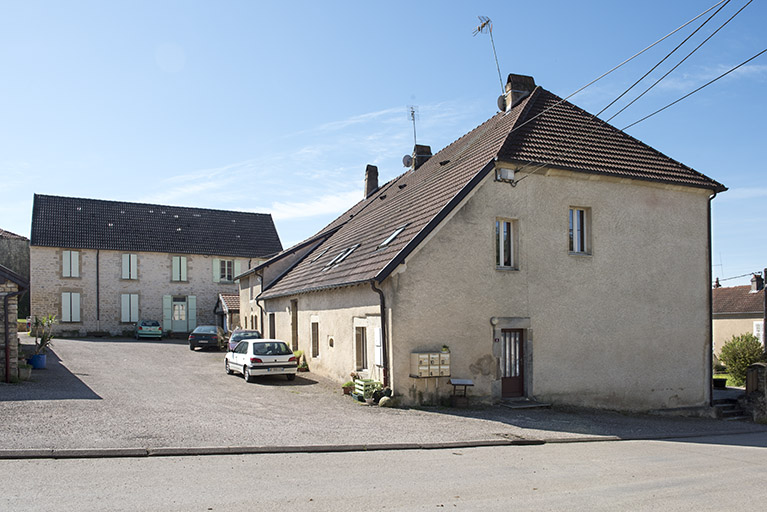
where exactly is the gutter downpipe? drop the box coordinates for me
[370,280,389,388]
[255,272,265,334]
[4,288,26,383]
[96,250,100,331]
[707,191,717,407]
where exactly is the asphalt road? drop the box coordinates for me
[3,432,767,511]
[1,335,766,453]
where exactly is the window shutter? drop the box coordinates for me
[71,292,81,322]
[212,259,220,283]
[62,293,71,322]
[162,295,172,331]
[130,294,139,322]
[121,294,130,322]
[234,260,242,280]
[187,295,197,330]
[172,257,179,281]
[71,251,79,277]
[180,256,187,281]
[374,327,382,367]
[122,254,129,279]
[130,254,138,279]
[63,251,71,277]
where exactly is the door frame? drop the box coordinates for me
[491,317,531,399]
[500,329,524,398]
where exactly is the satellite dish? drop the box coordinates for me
[402,154,413,168]
[497,95,506,111]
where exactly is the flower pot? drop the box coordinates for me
[28,354,47,369]
[18,365,32,380]
[342,386,353,395]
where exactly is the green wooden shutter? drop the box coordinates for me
[130,254,138,279]
[61,293,71,322]
[162,295,172,331]
[130,294,139,322]
[187,295,197,330]
[121,294,130,322]
[63,251,71,277]
[180,256,187,281]
[71,251,80,277]
[172,257,179,281]
[212,259,220,283]
[234,260,242,280]
[71,292,81,322]
[121,255,130,279]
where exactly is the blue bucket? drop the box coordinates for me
[28,354,47,369]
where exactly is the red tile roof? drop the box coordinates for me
[260,84,724,299]
[713,285,765,315]
[219,293,240,312]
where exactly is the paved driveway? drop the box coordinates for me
[2,335,766,452]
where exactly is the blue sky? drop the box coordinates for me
[1,0,765,285]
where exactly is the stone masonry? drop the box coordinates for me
[0,278,20,382]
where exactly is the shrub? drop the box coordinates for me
[719,333,766,386]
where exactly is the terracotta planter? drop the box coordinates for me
[342,386,353,395]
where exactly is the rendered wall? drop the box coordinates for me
[713,315,762,356]
[388,168,713,411]
[263,285,382,384]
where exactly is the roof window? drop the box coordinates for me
[378,224,408,249]
[324,244,360,270]
[311,247,330,263]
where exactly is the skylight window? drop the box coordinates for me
[324,244,360,269]
[378,224,408,249]
[311,247,330,263]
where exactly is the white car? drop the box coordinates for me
[225,339,298,382]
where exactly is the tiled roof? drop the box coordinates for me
[0,228,28,240]
[0,263,28,287]
[31,194,283,258]
[260,83,724,299]
[713,285,765,315]
[219,293,240,312]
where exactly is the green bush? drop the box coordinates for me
[719,333,766,386]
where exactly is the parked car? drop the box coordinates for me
[227,329,262,351]
[188,325,226,351]
[135,320,162,340]
[225,339,297,382]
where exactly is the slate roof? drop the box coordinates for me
[713,285,765,315]
[31,194,282,258]
[0,228,28,240]
[260,82,724,300]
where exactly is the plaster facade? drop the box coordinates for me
[713,315,764,355]
[30,246,252,336]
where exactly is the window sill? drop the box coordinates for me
[495,266,519,272]
[568,251,592,257]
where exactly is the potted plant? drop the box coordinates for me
[17,362,32,381]
[29,314,57,369]
[293,350,309,372]
[342,381,355,395]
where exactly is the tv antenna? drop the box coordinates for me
[407,105,419,146]
[473,16,504,95]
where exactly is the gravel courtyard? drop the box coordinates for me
[2,335,765,452]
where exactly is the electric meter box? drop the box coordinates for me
[410,351,450,378]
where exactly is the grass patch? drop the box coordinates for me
[713,373,740,387]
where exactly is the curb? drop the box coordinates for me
[0,429,762,460]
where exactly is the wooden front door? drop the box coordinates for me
[501,329,524,398]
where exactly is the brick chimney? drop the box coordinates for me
[500,74,536,111]
[364,164,379,198]
[412,144,432,170]
[751,273,764,292]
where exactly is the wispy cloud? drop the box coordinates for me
[266,189,362,220]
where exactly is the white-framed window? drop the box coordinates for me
[755,321,764,344]
[120,293,139,323]
[62,250,80,278]
[311,320,320,358]
[355,326,367,371]
[172,256,187,282]
[61,292,81,322]
[121,254,138,280]
[569,207,591,254]
[220,259,233,282]
[324,244,360,270]
[378,224,408,250]
[495,218,518,269]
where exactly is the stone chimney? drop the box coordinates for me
[751,273,764,292]
[413,144,432,170]
[364,164,379,198]
[500,73,536,111]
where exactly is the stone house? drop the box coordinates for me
[238,74,725,411]
[0,228,30,319]
[713,274,766,355]
[1,264,28,383]
[30,194,282,337]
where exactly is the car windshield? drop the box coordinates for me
[251,342,292,356]
[194,326,217,334]
[232,331,260,341]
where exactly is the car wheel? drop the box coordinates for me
[286,374,296,381]
[244,366,252,383]
[189,343,195,351]
[225,359,232,375]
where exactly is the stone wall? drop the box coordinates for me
[0,278,20,382]
[741,363,767,422]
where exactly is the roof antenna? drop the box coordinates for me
[402,106,419,168]
[473,16,504,95]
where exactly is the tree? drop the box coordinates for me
[719,333,766,386]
